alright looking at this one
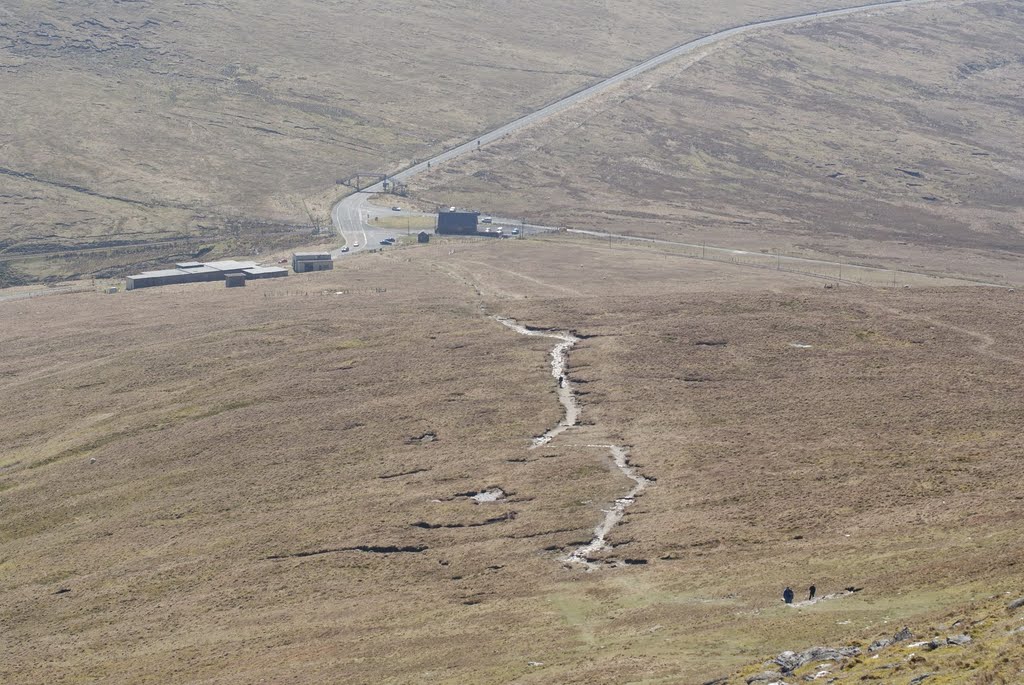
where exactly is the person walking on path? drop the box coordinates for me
[783,587,794,604]
[808,585,816,601]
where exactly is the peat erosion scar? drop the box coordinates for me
[494,316,652,569]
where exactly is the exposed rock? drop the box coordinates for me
[1007,597,1024,612]
[921,634,970,650]
[405,432,438,445]
[774,646,860,674]
[893,626,914,642]
[868,638,891,652]
[869,626,914,652]
[747,670,783,683]
[909,674,936,685]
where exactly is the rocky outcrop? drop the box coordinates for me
[773,646,861,674]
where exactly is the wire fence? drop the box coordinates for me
[557,230,989,288]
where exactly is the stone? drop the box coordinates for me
[946,634,972,646]
[774,646,861,673]
[870,626,914,652]
[893,626,914,642]
[747,671,783,683]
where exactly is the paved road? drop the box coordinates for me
[332,0,949,249]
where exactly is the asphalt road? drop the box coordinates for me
[332,0,949,250]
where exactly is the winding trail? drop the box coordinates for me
[565,445,651,567]
[494,317,579,448]
[494,316,650,568]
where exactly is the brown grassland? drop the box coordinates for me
[2,236,1023,683]
[3,0,1024,682]
[0,0,865,282]
[409,1,1024,286]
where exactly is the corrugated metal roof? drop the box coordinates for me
[205,260,258,271]
[131,269,190,278]
[175,261,204,269]
[179,265,219,274]
[292,252,332,259]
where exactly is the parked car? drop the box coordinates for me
[481,216,493,224]
[341,246,350,253]
[391,206,401,211]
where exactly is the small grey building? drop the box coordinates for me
[417,231,430,244]
[292,252,334,273]
[225,273,247,288]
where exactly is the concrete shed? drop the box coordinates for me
[292,252,334,273]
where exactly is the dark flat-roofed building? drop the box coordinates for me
[127,259,280,290]
[436,208,479,235]
[126,269,193,290]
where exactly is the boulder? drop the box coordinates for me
[869,626,914,652]
[893,626,914,642]
[773,646,860,673]
[746,671,783,683]
[1007,597,1024,612]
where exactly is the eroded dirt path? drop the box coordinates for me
[494,317,579,448]
[565,444,651,568]
[495,316,651,569]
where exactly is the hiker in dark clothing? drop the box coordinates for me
[783,587,794,604]
[809,585,816,601]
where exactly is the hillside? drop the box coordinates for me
[717,593,1024,684]
[0,0,859,282]
[408,0,1024,285]
[2,237,1022,683]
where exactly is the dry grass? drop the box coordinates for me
[2,238,1023,683]
[0,0,868,281]
[408,1,1024,285]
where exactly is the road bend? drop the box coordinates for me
[332,0,955,248]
